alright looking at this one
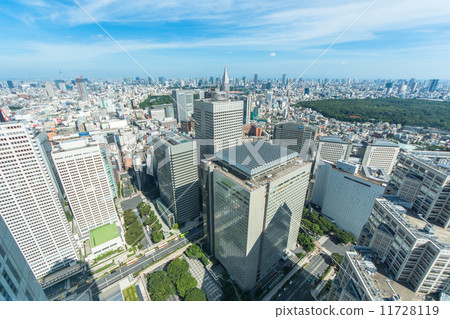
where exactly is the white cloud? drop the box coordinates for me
[269,52,276,56]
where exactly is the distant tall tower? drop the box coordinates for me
[282,74,287,86]
[76,77,88,101]
[428,79,439,92]
[6,81,14,89]
[253,74,258,85]
[220,66,230,99]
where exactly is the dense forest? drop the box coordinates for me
[295,98,450,130]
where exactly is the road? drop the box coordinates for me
[72,228,203,299]
[275,253,330,301]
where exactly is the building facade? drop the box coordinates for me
[194,100,243,159]
[52,139,118,238]
[0,122,78,280]
[273,121,318,161]
[0,215,48,301]
[387,151,449,228]
[172,90,194,122]
[153,133,200,226]
[202,142,311,289]
[361,141,400,175]
[311,160,388,237]
[358,198,450,294]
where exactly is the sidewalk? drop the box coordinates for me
[311,267,336,300]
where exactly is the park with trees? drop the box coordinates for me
[137,202,164,243]
[146,257,206,301]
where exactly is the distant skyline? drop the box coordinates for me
[1,0,450,79]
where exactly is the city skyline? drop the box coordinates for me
[1,0,450,79]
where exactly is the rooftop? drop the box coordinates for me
[89,223,120,248]
[319,136,349,144]
[378,198,450,248]
[370,140,399,147]
[349,247,422,301]
[215,141,299,177]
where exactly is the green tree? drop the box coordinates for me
[298,233,315,252]
[147,271,175,301]
[167,258,189,283]
[185,244,203,258]
[184,288,206,301]
[152,231,163,243]
[176,273,197,298]
[172,223,179,230]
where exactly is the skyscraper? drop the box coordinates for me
[242,96,252,125]
[0,215,47,301]
[202,142,311,289]
[45,82,55,98]
[428,79,439,92]
[172,89,194,122]
[153,133,200,227]
[6,81,14,89]
[253,74,258,85]
[76,77,88,101]
[194,99,243,159]
[52,139,118,238]
[311,160,388,237]
[282,74,287,86]
[312,136,352,177]
[0,122,78,280]
[220,66,230,99]
[387,151,449,228]
[358,197,450,294]
[273,121,318,161]
[361,140,400,175]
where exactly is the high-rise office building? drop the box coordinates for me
[0,215,48,301]
[220,66,230,99]
[273,121,318,161]
[282,74,287,86]
[428,79,439,92]
[312,136,352,176]
[194,100,243,159]
[76,78,88,101]
[358,198,450,294]
[361,140,400,175]
[153,133,200,227]
[0,122,78,280]
[202,142,311,289]
[242,96,252,125]
[328,246,420,301]
[311,160,388,237]
[6,81,14,89]
[52,139,118,238]
[253,74,258,84]
[172,89,194,122]
[45,82,55,98]
[387,151,449,228]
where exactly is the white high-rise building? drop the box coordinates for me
[52,139,118,238]
[361,140,400,175]
[311,160,389,237]
[0,122,78,280]
[194,99,243,159]
[312,136,352,176]
[0,215,47,301]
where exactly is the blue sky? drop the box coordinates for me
[1,0,450,80]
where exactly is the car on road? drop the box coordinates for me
[289,281,292,285]
[308,277,312,282]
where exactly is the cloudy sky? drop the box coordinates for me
[1,0,449,79]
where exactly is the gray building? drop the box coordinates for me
[273,121,318,161]
[361,140,400,175]
[201,142,311,289]
[311,160,388,237]
[194,100,243,159]
[0,215,47,301]
[359,197,450,294]
[172,90,194,122]
[154,133,200,226]
[387,151,449,228]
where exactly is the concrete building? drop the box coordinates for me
[0,122,78,280]
[52,139,118,238]
[358,197,450,294]
[153,133,200,227]
[311,160,388,237]
[201,142,311,289]
[387,151,449,228]
[172,90,194,122]
[361,140,400,175]
[313,136,352,176]
[328,246,421,301]
[194,100,243,159]
[0,215,47,301]
[273,121,318,161]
